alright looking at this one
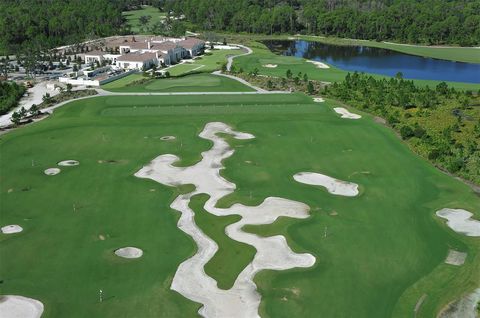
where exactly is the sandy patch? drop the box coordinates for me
[333,107,362,119]
[160,136,176,141]
[306,60,330,69]
[294,172,359,197]
[313,97,325,103]
[0,295,44,318]
[262,64,278,68]
[58,160,79,166]
[439,288,480,318]
[436,208,480,237]
[445,250,467,266]
[1,225,23,234]
[114,247,143,259]
[44,168,60,175]
[135,122,315,318]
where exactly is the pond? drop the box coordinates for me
[263,40,480,84]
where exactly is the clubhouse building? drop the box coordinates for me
[84,36,205,70]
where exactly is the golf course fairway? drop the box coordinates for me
[0,91,479,317]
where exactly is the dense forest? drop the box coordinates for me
[1,0,478,54]
[0,0,126,54]
[0,82,26,115]
[165,0,480,45]
[324,73,480,184]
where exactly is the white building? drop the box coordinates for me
[178,38,205,58]
[84,51,105,64]
[116,52,158,70]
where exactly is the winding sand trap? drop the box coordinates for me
[313,97,325,103]
[1,225,23,234]
[44,168,60,175]
[135,122,315,318]
[262,64,278,68]
[306,60,330,69]
[445,250,467,266]
[0,295,44,318]
[334,107,362,119]
[436,209,480,237]
[58,160,79,166]
[114,247,143,259]
[160,136,176,141]
[439,288,480,318]
[294,172,359,197]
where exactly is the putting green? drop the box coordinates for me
[0,91,478,317]
[102,73,254,92]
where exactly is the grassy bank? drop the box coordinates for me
[223,33,480,64]
[232,40,480,91]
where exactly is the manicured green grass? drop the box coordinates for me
[102,73,254,92]
[234,41,480,91]
[191,194,256,290]
[167,49,245,76]
[0,92,478,317]
[122,6,166,34]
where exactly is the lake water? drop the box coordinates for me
[263,40,480,84]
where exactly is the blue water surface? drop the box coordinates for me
[264,40,480,84]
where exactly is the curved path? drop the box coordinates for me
[226,44,252,72]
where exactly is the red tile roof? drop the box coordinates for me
[117,53,157,62]
[178,38,205,49]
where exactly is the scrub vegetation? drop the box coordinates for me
[324,72,480,184]
[0,81,26,115]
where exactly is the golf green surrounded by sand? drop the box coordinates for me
[0,79,479,317]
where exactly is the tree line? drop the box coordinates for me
[324,72,480,184]
[164,0,480,45]
[0,0,126,55]
[0,81,26,115]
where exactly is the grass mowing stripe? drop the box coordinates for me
[101,104,325,116]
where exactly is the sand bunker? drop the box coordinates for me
[306,60,330,69]
[0,295,44,318]
[160,136,176,141]
[135,122,315,318]
[1,224,23,234]
[313,97,325,103]
[333,107,362,119]
[436,208,480,237]
[294,172,359,197]
[262,64,278,68]
[58,160,79,166]
[44,168,60,175]
[445,250,467,266]
[114,247,143,259]
[439,288,480,318]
